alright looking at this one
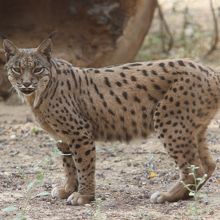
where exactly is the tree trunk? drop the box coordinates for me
[0,0,157,99]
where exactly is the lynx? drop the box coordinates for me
[2,35,218,205]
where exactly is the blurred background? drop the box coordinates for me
[0,0,219,101]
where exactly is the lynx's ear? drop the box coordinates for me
[37,32,56,58]
[37,38,52,58]
[2,39,19,60]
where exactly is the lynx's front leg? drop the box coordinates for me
[52,142,78,199]
[67,138,96,205]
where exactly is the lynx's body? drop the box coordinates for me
[3,37,218,205]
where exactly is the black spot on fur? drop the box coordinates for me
[104,77,111,87]
[142,70,148,76]
[129,63,142,66]
[120,72,126,78]
[131,76,137,81]
[168,61,175,67]
[177,60,185,66]
[105,69,114,72]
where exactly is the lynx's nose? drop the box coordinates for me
[20,81,34,95]
[23,81,32,87]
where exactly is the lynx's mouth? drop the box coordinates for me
[19,88,35,95]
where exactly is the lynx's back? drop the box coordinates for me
[46,58,218,143]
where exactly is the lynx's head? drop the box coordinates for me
[2,36,53,99]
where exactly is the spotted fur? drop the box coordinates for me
[2,37,218,205]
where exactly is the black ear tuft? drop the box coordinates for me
[37,31,57,58]
[2,39,19,61]
[48,31,58,40]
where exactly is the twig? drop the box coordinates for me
[156,1,174,53]
[181,6,189,49]
[205,0,219,56]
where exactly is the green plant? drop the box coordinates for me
[31,126,41,135]
[181,165,208,219]
[181,165,207,200]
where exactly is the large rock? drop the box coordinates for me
[0,0,156,99]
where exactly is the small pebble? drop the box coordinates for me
[10,134,16,140]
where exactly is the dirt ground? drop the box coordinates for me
[1,0,220,220]
[0,101,220,220]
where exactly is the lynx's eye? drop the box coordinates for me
[33,67,44,74]
[11,67,21,74]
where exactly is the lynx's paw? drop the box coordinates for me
[150,191,167,203]
[150,183,190,203]
[51,186,73,199]
[66,192,95,205]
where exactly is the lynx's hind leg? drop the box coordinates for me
[197,127,216,178]
[151,88,206,203]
